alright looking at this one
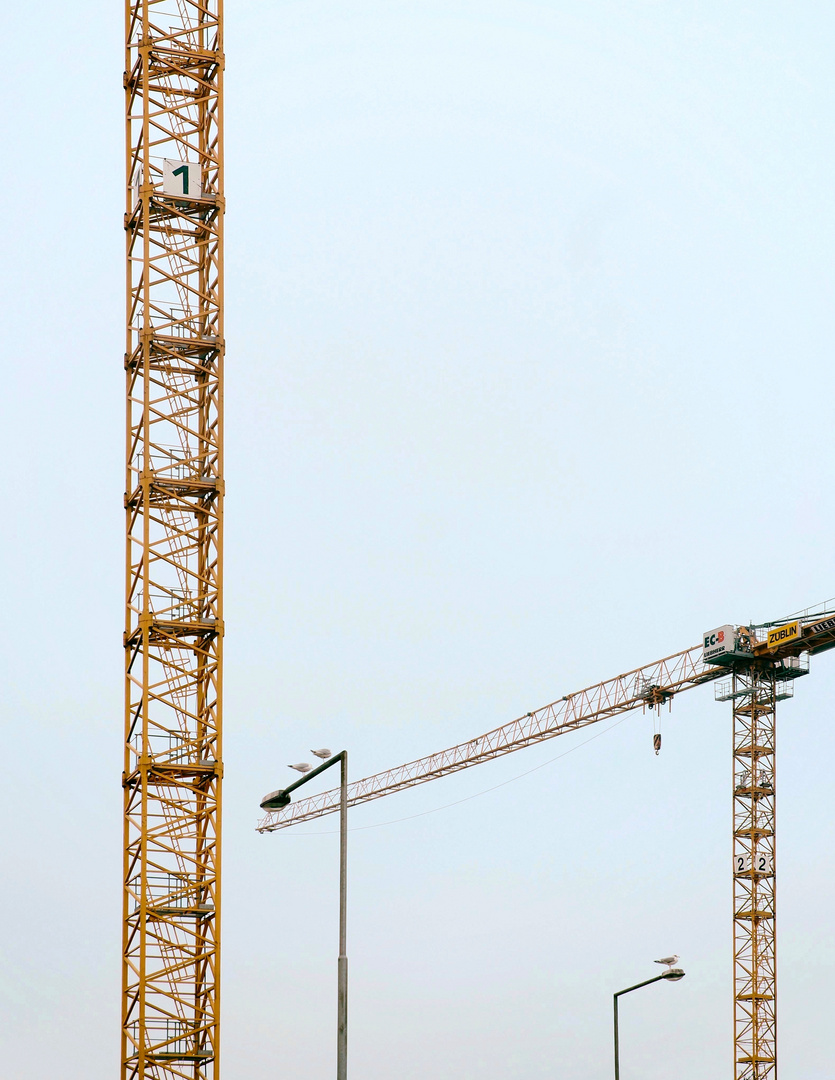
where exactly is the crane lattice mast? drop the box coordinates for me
[259,611,835,1079]
[725,666,779,1078]
[123,0,224,1074]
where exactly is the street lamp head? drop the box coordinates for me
[661,968,685,982]
[260,789,291,811]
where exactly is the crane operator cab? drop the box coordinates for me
[702,624,755,666]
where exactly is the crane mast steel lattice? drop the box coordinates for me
[123,0,224,1075]
[725,666,779,1078]
[259,609,835,1079]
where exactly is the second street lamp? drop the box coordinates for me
[613,964,685,1079]
[260,750,349,1080]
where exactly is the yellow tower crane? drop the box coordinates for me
[123,0,224,1075]
[259,605,835,1079]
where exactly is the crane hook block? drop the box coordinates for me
[653,733,662,755]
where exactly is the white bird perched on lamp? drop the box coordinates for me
[310,749,333,760]
[288,762,312,774]
[654,955,680,969]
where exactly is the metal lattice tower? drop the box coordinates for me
[123,0,224,1074]
[727,668,779,1079]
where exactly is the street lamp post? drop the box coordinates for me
[337,751,347,1080]
[613,967,685,1080]
[260,751,349,1080]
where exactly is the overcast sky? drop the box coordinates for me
[1,2,834,1078]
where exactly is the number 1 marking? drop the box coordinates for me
[172,164,189,195]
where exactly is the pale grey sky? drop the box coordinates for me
[1,2,834,1078]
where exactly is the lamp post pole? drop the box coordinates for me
[613,969,685,1080]
[337,750,347,1080]
[260,751,349,1080]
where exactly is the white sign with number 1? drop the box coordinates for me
[163,159,202,199]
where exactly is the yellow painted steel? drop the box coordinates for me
[123,0,224,1075]
[732,668,777,1080]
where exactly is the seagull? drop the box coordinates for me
[288,762,312,774]
[310,748,333,760]
[655,955,680,969]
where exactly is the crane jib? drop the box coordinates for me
[257,607,835,834]
[257,643,720,832]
